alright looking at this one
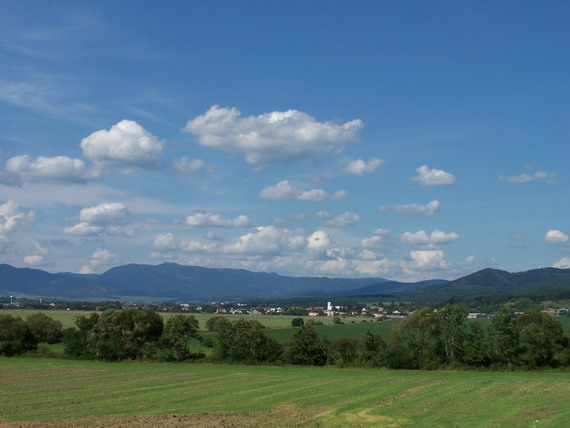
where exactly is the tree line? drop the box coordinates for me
[1,305,569,369]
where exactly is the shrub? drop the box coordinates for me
[0,314,38,356]
[291,318,304,327]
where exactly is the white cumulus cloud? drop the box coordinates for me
[79,202,129,225]
[307,230,332,252]
[223,226,305,255]
[63,222,104,236]
[64,202,132,236]
[360,236,383,249]
[343,158,384,175]
[378,199,440,215]
[412,165,456,186]
[152,233,177,250]
[0,200,35,253]
[183,105,363,164]
[81,120,164,167]
[409,250,449,270]
[185,212,252,228]
[259,180,347,202]
[80,248,119,273]
[0,200,35,235]
[553,257,570,269]
[544,229,569,245]
[5,155,99,184]
[23,242,49,266]
[89,248,118,267]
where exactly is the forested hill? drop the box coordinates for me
[0,262,389,300]
[395,267,570,301]
[2,263,569,302]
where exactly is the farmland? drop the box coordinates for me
[1,357,569,427]
[3,308,570,344]
[1,309,342,330]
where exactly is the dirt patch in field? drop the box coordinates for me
[0,405,321,427]
[500,403,557,424]
[374,380,443,410]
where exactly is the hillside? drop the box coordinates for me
[334,279,448,297]
[3,263,569,302]
[0,263,387,301]
[0,264,111,298]
[397,267,570,301]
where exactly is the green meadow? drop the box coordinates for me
[0,357,569,427]
[267,319,400,343]
[1,310,340,330]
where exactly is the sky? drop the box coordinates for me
[0,1,569,281]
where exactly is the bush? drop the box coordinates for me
[205,316,227,332]
[212,318,282,364]
[291,317,304,327]
[331,338,358,367]
[26,313,63,344]
[158,314,199,361]
[0,314,38,356]
[63,313,99,359]
[87,308,163,361]
[284,324,328,366]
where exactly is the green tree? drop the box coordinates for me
[212,318,281,364]
[487,306,520,367]
[386,307,440,369]
[205,316,227,332]
[437,304,467,365]
[159,315,200,361]
[291,317,304,327]
[462,321,488,367]
[64,312,99,359]
[331,338,358,367]
[515,310,565,368]
[0,314,37,356]
[88,308,163,361]
[26,313,63,344]
[356,329,386,368]
[284,324,328,366]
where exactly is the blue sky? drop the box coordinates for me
[1,1,569,280]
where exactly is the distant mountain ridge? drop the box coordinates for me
[1,263,568,302]
[0,263,392,301]
[333,279,449,297]
[395,267,570,301]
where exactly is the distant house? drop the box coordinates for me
[467,313,488,319]
[556,308,569,316]
[308,312,320,317]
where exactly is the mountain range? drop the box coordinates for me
[1,263,569,302]
[0,263,390,301]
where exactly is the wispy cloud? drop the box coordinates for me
[379,200,440,215]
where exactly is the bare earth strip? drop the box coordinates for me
[0,405,322,428]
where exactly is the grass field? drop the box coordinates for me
[0,357,569,427]
[266,319,400,343]
[0,310,341,330]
